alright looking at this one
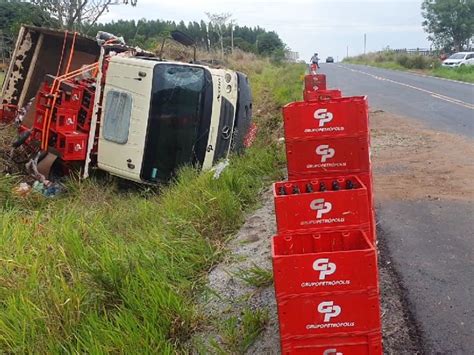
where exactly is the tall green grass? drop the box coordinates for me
[0,60,303,352]
[432,65,474,83]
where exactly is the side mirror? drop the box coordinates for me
[170,31,195,47]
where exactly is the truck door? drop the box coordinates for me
[97,57,154,182]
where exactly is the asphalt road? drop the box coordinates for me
[318,63,474,353]
[319,63,474,138]
[378,201,474,353]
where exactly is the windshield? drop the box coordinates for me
[141,64,211,182]
[448,53,466,60]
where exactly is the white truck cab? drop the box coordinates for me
[98,56,249,183]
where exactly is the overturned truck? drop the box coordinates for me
[1,26,254,183]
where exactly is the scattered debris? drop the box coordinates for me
[12,180,64,199]
[13,182,31,197]
[212,159,230,179]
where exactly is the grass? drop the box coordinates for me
[235,264,273,288]
[432,65,474,83]
[344,51,474,83]
[210,308,269,354]
[0,57,304,352]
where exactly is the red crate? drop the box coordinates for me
[283,96,368,140]
[272,230,377,297]
[77,104,94,131]
[56,131,89,161]
[276,289,381,337]
[304,89,342,102]
[286,136,371,178]
[280,331,382,354]
[36,91,54,110]
[273,176,372,235]
[287,171,375,216]
[56,82,85,111]
[51,108,78,132]
[304,74,327,92]
[0,104,18,122]
[17,126,42,146]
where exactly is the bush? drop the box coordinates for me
[409,55,429,69]
[395,54,437,70]
[396,54,410,68]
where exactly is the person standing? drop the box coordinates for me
[311,53,320,66]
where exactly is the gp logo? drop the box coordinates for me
[323,349,343,355]
[318,301,341,322]
[313,258,336,280]
[310,198,332,218]
[316,144,335,162]
[314,108,333,127]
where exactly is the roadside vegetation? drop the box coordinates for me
[0,54,304,352]
[344,51,474,83]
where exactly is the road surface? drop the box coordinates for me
[319,63,474,353]
[320,63,474,138]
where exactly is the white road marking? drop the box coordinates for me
[337,65,474,110]
[341,63,474,87]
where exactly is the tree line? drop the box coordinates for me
[0,0,285,61]
[89,19,285,56]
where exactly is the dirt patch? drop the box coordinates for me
[371,111,474,202]
[190,188,279,353]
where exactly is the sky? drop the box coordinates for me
[101,0,431,62]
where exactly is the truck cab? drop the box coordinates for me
[98,56,250,183]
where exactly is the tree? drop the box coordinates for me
[205,12,231,59]
[421,0,474,51]
[31,0,138,33]
[0,0,55,61]
[256,31,284,55]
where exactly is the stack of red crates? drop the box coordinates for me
[271,73,382,354]
[30,77,96,161]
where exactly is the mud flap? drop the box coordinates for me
[37,152,59,178]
